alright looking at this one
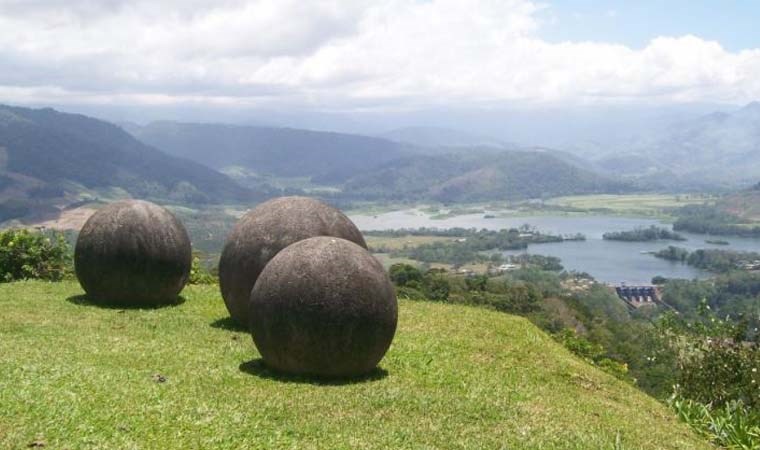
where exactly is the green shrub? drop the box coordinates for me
[555,329,631,382]
[422,269,451,301]
[661,304,760,410]
[661,302,760,447]
[0,228,71,282]
[389,263,423,287]
[670,397,760,449]
[394,285,426,300]
[188,253,218,285]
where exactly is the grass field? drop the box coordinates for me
[545,194,714,218]
[365,235,454,251]
[0,281,709,449]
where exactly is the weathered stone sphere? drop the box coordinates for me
[250,236,397,377]
[75,200,192,306]
[219,196,367,325]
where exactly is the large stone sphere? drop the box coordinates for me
[218,196,367,325]
[250,236,397,377]
[75,200,192,306]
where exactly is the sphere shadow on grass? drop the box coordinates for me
[238,359,388,386]
[209,317,249,332]
[66,294,185,310]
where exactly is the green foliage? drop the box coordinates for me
[456,281,542,314]
[654,246,690,263]
[661,306,760,410]
[388,263,423,287]
[661,272,760,327]
[188,253,218,285]
[654,246,760,274]
[670,397,760,449]
[674,204,760,237]
[376,227,567,266]
[0,228,71,282]
[464,274,488,291]
[554,329,631,382]
[421,269,451,301]
[389,267,542,314]
[687,249,760,273]
[602,225,685,242]
[510,254,564,271]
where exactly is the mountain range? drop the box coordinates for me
[595,102,760,189]
[126,121,409,183]
[126,120,631,202]
[7,101,760,224]
[0,105,257,221]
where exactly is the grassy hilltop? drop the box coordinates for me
[0,281,708,449]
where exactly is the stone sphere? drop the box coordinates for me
[75,200,192,306]
[218,196,367,325]
[250,236,397,377]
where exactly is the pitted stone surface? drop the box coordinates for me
[218,196,366,325]
[74,200,191,305]
[249,236,397,377]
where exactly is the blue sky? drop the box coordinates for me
[542,1,760,51]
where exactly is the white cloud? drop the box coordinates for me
[0,0,758,110]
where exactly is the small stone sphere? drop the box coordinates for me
[250,236,397,377]
[74,200,192,306]
[218,196,367,325]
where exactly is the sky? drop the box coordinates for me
[0,0,758,118]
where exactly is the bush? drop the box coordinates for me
[389,263,423,287]
[0,228,71,282]
[554,328,631,382]
[188,253,218,285]
[670,397,760,449]
[394,285,426,300]
[422,270,451,301]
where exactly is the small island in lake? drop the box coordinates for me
[602,225,686,242]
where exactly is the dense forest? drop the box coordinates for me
[602,225,685,242]
[655,246,760,273]
[673,204,760,237]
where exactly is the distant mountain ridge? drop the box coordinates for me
[342,151,630,202]
[596,102,760,188]
[380,126,514,150]
[0,105,640,223]
[128,121,411,183]
[0,105,257,220]
[129,120,627,202]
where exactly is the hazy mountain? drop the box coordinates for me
[380,126,513,150]
[342,150,630,203]
[608,102,760,188]
[0,105,255,219]
[128,121,411,183]
[127,120,629,202]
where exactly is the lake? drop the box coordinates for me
[350,209,760,284]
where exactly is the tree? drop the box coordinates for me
[389,263,423,287]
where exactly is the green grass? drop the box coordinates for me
[0,281,709,449]
[545,194,714,218]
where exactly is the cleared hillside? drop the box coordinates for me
[0,281,708,449]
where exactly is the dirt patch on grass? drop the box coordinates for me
[32,206,97,231]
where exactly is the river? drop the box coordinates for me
[349,209,760,284]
